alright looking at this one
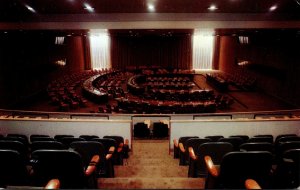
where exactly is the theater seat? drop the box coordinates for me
[0,149,30,188]
[104,135,130,164]
[204,151,273,189]
[31,150,98,189]
[188,142,233,178]
[70,141,114,178]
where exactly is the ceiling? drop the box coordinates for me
[0,0,299,31]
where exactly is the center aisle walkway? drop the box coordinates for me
[98,140,204,189]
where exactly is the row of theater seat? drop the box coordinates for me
[173,134,300,189]
[0,134,129,189]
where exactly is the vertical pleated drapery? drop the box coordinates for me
[89,29,111,70]
[192,29,215,70]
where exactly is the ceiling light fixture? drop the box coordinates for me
[83,3,95,12]
[25,5,36,13]
[208,5,218,11]
[148,4,155,12]
[269,5,277,11]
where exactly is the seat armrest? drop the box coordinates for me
[117,143,124,152]
[173,139,178,148]
[188,147,197,160]
[179,143,185,153]
[245,179,261,189]
[45,179,60,189]
[124,139,129,146]
[106,146,115,160]
[204,156,219,177]
[90,155,100,165]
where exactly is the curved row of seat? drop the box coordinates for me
[173,134,300,189]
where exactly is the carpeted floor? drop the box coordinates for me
[98,140,205,189]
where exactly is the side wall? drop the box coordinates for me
[218,35,300,107]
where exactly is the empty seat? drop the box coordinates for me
[274,148,300,188]
[205,151,273,189]
[31,150,99,189]
[30,137,56,142]
[179,138,210,166]
[54,135,74,141]
[70,141,114,177]
[173,136,198,159]
[104,135,129,164]
[133,122,150,138]
[229,135,249,142]
[59,137,85,148]
[0,140,28,163]
[0,149,30,187]
[189,142,233,178]
[152,122,169,138]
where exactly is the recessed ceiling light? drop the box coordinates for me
[25,5,36,13]
[83,3,94,12]
[269,5,277,11]
[148,4,155,12]
[208,5,218,11]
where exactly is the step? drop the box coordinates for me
[114,165,189,178]
[98,177,205,189]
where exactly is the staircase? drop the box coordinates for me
[98,140,204,189]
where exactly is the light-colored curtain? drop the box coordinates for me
[192,29,215,70]
[90,30,111,69]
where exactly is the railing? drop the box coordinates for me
[1,108,300,121]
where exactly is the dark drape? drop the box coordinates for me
[110,34,192,71]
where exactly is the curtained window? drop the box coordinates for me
[192,29,215,70]
[89,29,111,69]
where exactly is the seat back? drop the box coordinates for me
[30,135,50,142]
[0,140,28,162]
[240,142,274,153]
[182,138,211,165]
[152,122,169,138]
[54,135,74,141]
[30,141,66,152]
[196,142,233,176]
[229,135,249,142]
[247,137,274,144]
[133,122,150,138]
[30,137,56,142]
[6,134,29,146]
[59,137,85,148]
[91,138,117,154]
[31,150,87,189]
[79,135,100,141]
[0,149,29,187]
[205,135,224,142]
[218,137,244,151]
[219,151,273,189]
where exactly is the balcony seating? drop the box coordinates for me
[204,151,273,189]
[31,150,98,189]
[188,142,233,178]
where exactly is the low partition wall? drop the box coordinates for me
[170,118,300,151]
[0,118,132,148]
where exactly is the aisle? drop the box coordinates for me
[98,140,204,189]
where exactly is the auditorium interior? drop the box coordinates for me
[0,0,300,189]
